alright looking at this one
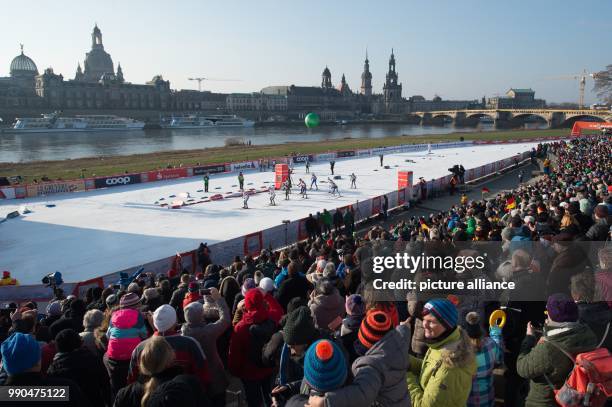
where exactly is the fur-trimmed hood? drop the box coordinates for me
[429,327,475,369]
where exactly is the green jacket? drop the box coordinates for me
[321,211,332,226]
[406,327,476,407]
[517,322,598,407]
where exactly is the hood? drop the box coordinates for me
[429,327,475,369]
[111,308,140,329]
[312,292,343,313]
[358,324,411,372]
[544,322,598,354]
[577,302,611,325]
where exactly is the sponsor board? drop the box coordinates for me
[193,164,227,175]
[316,153,335,161]
[230,161,259,172]
[93,174,141,189]
[26,180,86,198]
[147,168,188,181]
[243,231,263,257]
[291,155,314,164]
[336,150,356,158]
[357,149,372,157]
[371,147,386,155]
[371,196,381,215]
[0,187,15,200]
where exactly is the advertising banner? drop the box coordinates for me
[371,196,381,215]
[147,168,188,182]
[94,174,141,189]
[243,231,263,257]
[336,150,356,158]
[192,164,227,175]
[291,155,314,164]
[357,149,371,157]
[316,153,335,161]
[26,180,86,198]
[231,161,259,172]
[0,187,15,200]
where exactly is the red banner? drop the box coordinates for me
[371,196,381,215]
[571,121,612,136]
[147,168,188,182]
[243,232,263,257]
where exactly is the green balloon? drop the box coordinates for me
[304,112,320,128]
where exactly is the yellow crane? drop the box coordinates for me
[188,77,242,92]
[546,69,598,109]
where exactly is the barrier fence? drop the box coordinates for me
[0,146,532,302]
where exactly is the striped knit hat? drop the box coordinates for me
[357,310,392,350]
[423,299,458,330]
[304,339,347,393]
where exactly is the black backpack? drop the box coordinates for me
[248,319,277,368]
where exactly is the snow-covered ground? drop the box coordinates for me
[0,142,538,284]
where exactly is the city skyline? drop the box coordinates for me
[1,0,611,104]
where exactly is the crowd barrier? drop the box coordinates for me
[0,146,532,302]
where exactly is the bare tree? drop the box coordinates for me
[593,65,612,105]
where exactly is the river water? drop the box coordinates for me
[0,122,546,163]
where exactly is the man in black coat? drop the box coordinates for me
[275,262,313,311]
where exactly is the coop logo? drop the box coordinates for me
[95,174,140,189]
[292,155,313,164]
[106,176,132,185]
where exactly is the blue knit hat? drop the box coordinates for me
[1,332,41,375]
[423,299,458,330]
[304,339,347,393]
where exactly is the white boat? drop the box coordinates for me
[3,112,145,133]
[163,114,255,129]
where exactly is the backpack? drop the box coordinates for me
[544,325,612,407]
[248,319,277,368]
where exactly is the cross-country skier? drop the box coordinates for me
[238,171,244,190]
[283,180,291,200]
[328,178,339,196]
[330,160,335,175]
[203,173,210,192]
[350,173,357,189]
[298,178,307,198]
[310,173,318,190]
[379,153,384,167]
[269,186,276,206]
[305,159,310,173]
[242,190,249,209]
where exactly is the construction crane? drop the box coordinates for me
[188,77,242,92]
[546,69,598,109]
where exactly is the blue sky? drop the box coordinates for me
[2,0,610,104]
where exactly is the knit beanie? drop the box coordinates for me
[345,294,365,317]
[286,297,308,314]
[259,277,275,293]
[127,282,141,294]
[465,312,482,339]
[357,310,392,350]
[546,293,579,323]
[183,301,204,324]
[423,299,458,331]
[1,332,41,375]
[241,278,256,296]
[304,339,348,393]
[244,287,265,312]
[143,287,160,301]
[188,282,198,293]
[153,304,177,333]
[282,306,318,345]
[55,329,82,353]
[146,377,198,407]
[119,292,140,309]
[46,301,62,317]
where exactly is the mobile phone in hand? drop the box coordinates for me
[200,288,211,296]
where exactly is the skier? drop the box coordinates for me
[379,153,384,167]
[330,160,335,175]
[288,168,294,185]
[203,173,210,192]
[328,178,340,196]
[350,172,357,189]
[242,190,249,209]
[518,169,524,184]
[269,186,276,206]
[238,171,245,190]
[305,159,310,173]
[283,180,291,200]
[298,178,308,198]
[310,173,318,190]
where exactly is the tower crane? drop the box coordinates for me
[546,69,598,109]
[188,77,242,92]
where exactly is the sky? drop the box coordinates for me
[1,0,611,104]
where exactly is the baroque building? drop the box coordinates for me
[0,45,44,108]
[382,49,403,113]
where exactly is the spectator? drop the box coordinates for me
[182,282,202,309]
[517,293,598,407]
[1,332,87,407]
[79,309,105,356]
[406,299,476,407]
[339,294,365,363]
[104,292,148,401]
[170,274,191,323]
[181,288,231,407]
[586,204,609,240]
[258,278,284,324]
[276,262,313,311]
[128,304,210,389]
[47,328,109,407]
[308,279,345,332]
[228,289,277,407]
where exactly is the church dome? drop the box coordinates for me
[322,66,331,77]
[10,47,38,76]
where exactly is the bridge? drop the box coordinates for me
[408,109,612,128]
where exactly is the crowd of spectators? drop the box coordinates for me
[0,136,610,407]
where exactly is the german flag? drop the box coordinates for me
[482,187,490,194]
[506,197,516,210]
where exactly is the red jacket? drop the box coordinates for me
[263,293,284,324]
[182,292,201,309]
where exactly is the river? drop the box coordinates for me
[0,122,546,163]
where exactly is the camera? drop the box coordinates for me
[200,288,211,296]
[41,271,63,288]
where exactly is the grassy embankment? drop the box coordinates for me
[0,128,568,182]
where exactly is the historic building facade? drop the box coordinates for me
[487,88,546,109]
[0,45,45,109]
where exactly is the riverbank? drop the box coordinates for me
[0,128,566,182]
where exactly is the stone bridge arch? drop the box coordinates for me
[561,114,606,128]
